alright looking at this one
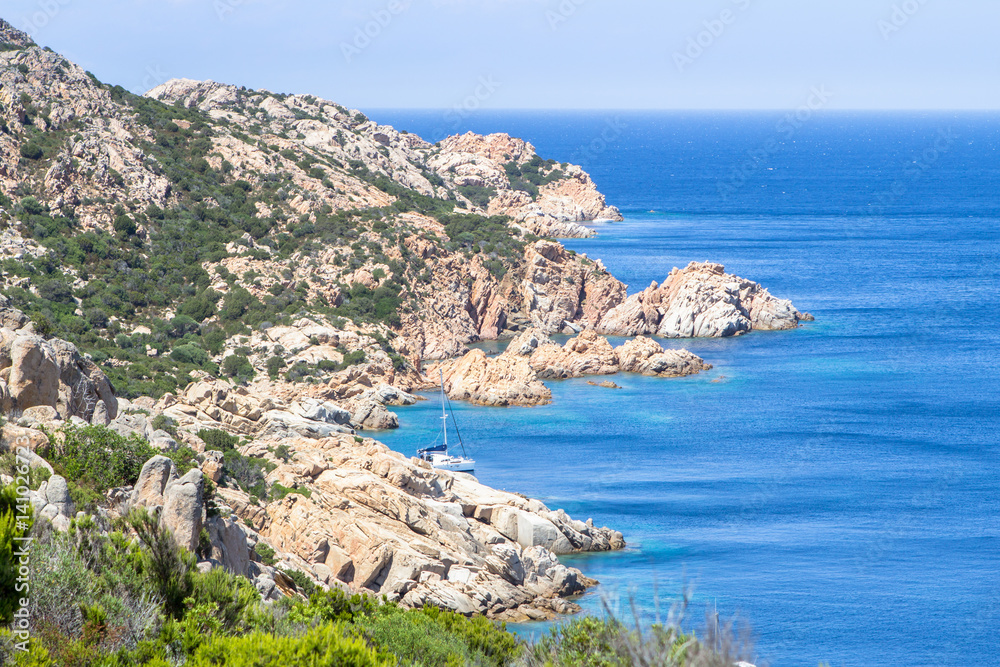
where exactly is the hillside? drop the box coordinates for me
[0,17,808,410]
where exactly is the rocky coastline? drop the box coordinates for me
[0,17,814,627]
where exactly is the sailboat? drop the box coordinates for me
[417,370,476,474]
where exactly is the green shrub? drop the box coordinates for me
[19,196,45,215]
[353,606,520,667]
[186,623,394,667]
[221,354,254,380]
[266,355,286,379]
[151,414,179,438]
[281,568,316,598]
[270,483,310,501]
[197,429,240,452]
[19,143,43,160]
[254,542,277,566]
[38,425,158,504]
[170,343,210,366]
[0,483,34,623]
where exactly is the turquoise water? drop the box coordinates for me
[369,111,1000,666]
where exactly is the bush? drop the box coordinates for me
[19,142,43,160]
[266,355,286,379]
[113,214,137,237]
[38,425,158,504]
[19,196,45,215]
[197,429,240,452]
[221,354,254,380]
[353,606,520,667]
[254,542,276,566]
[186,623,394,667]
[0,483,34,623]
[170,343,210,366]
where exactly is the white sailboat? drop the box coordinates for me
[417,370,476,474]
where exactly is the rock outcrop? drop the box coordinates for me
[438,328,710,406]
[130,456,204,552]
[0,301,118,422]
[598,262,812,338]
[249,433,624,621]
[430,133,623,238]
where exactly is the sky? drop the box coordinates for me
[3,0,998,110]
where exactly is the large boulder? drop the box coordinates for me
[130,455,178,508]
[161,469,204,553]
[0,306,118,422]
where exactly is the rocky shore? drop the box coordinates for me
[438,328,710,407]
[2,301,623,621]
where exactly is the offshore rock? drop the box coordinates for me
[598,262,809,338]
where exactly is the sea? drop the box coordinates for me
[363,109,1000,667]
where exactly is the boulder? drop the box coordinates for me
[7,336,59,411]
[205,515,251,576]
[161,469,204,553]
[291,399,351,425]
[130,455,178,508]
[351,400,399,430]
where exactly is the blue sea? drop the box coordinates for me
[365,110,1000,667]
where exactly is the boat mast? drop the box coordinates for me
[439,368,448,449]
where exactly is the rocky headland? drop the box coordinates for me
[0,15,813,628]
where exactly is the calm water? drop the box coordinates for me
[367,111,1000,666]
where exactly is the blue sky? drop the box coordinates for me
[4,0,998,109]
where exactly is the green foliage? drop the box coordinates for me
[281,568,317,597]
[221,354,254,381]
[185,623,394,667]
[127,507,195,616]
[254,541,277,566]
[352,606,520,667]
[262,354,286,380]
[441,212,522,259]
[503,156,563,201]
[221,449,271,500]
[170,343,210,367]
[19,142,43,160]
[197,429,240,452]
[270,483,311,501]
[38,426,158,508]
[0,483,34,624]
[335,282,402,328]
[151,414,179,438]
[457,184,497,209]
